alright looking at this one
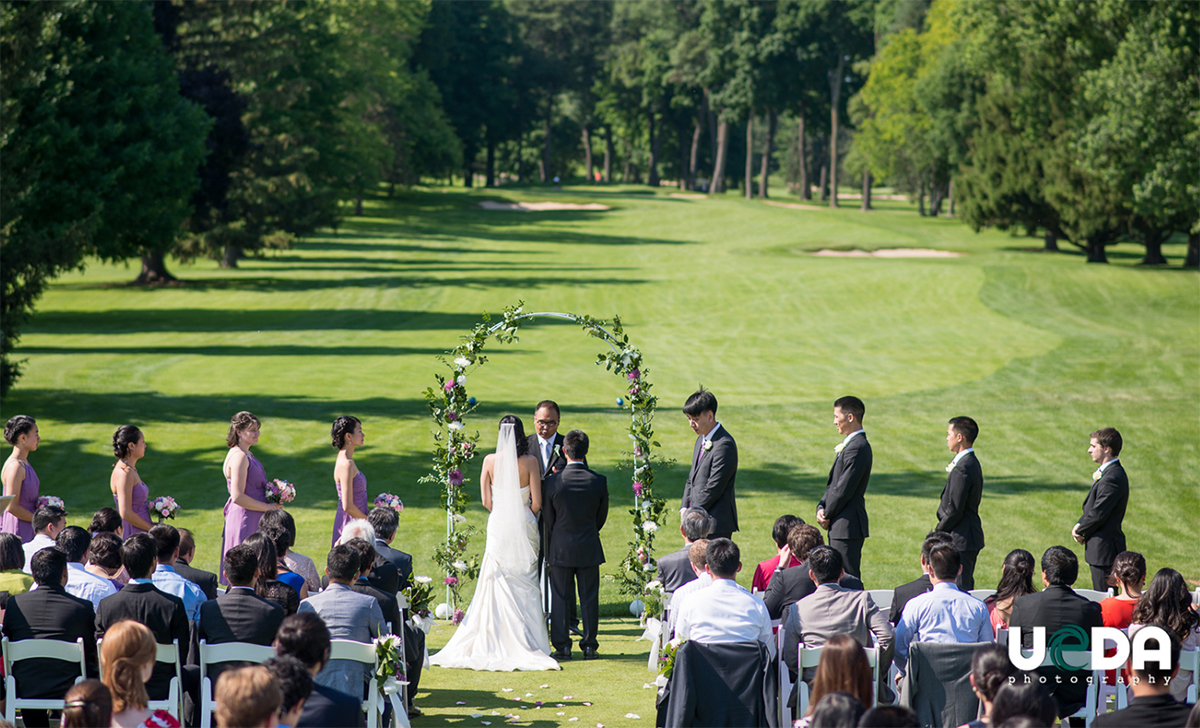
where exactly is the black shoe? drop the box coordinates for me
[551,648,572,661]
[582,647,598,660]
[569,623,584,638]
[407,705,423,719]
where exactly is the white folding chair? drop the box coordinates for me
[329,639,391,728]
[1180,648,1199,704]
[2,636,88,724]
[1011,641,1100,726]
[796,644,879,718]
[969,589,997,601]
[1193,587,1200,607]
[198,640,277,728]
[149,640,183,720]
[776,627,793,727]
[867,589,894,612]
[1074,589,1114,602]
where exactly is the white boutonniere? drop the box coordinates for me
[553,444,562,460]
[1092,468,1102,481]
[945,462,955,473]
[703,440,713,452]
[834,442,846,454]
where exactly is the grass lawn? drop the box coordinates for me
[6,184,1197,727]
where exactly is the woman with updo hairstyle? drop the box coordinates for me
[245,532,299,615]
[985,549,1037,631]
[62,679,113,728]
[220,411,279,584]
[959,644,1019,728]
[86,530,128,589]
[90,506,123,535]
[0,531,34,597]
[330,415,367,546]
[101,620,181,728]
[110,425,154,536]
[1098,551,1145,687]
[2,414,41,543]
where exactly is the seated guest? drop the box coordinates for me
[264,656,314,728]
[988,682,1057,728]
[782,545,894,684]
[61,679,113,728]
[101,620,182,728]
[809,692,865,727]
[1008,546,1103,720]
[85,531,127,590]
[673,538,772,650]
[1129,567,1200,703]
[752,514,804,593]
[764,523,862,620]
[985,548,1037,631]
[2,548,99,728]
[148,524,207,623]
[245,532,299,615]
[889,531,954,624]
[214,666,282,728]
[962,644,1019,728]
[859,705,919,727]
[56,525,117,609]
[1093,628,1192,727]
[174,528,218,600]
[893,543,992,684]
[0,532,33,595]
[262,522,309,598]
[795,634,874,728]
[95,533,191,703]
[656,507,713,594]
[261,509,321,593]
[666,539,710,639]
[89,506,123,536]
[367,506,414,593]
[198,544,285,680]
[21,505,65,573]
[274,612,366,728]
[1098,551,1145,687]
[298,543,385,696]
[335,518,399,595]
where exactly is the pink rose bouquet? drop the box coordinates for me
[265,479,296,504]
[373,493,403,512]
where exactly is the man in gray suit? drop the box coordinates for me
[781,546,893,690]
[680,390,738,540]
[298,543,385,697]
[655,507,713,593]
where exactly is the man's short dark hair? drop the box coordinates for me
[681,507,713,542]
[535,400,560,419]
[225,544,259,587]
[345,539,376,576]
[787,524,824,563]
[563,429,589,460]
[948,416,979,444]
[87,531,122,571]
[921,531,954,562]
[31,547,67,587]
[121,533,157,579]
[149,524,180,563]
[178,528,197,559]
[1090,427,1122,457]
[683,389,718,417]
[367,507,398,541]
[1041,545,1078,586]
[263,655,314,716]
[56,525,91,563]
[275,612,331,670]
[326,543,360,582]
[834,396,865,421]
[705,538,739,578]
[32,505,66,534]
[1130,626,1180,684]
[808,545,844,584]
[772,515,803,548]
[928,543,962,581]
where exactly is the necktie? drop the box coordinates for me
[544,440,552,471]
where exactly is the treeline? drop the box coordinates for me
[2,1,1197,395]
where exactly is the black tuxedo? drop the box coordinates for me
[374,539,413,593]
[1009,584,1104,718]
[95,581,191,700]
[656,546,696,594]
[297,683,366,728]
[1078,460,1129,590]
[175,558,219,601]
[762,560,864,620]
[528,432,569,477]
[198,586,284,680]
[681,425,738,537]
[818,432,872,577]
[889,574,932,625]
[544,462,608,652]
[1091,693,1193,727]
[2,585,99,701]
[936,450,985,589]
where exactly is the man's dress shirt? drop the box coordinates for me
[152,564,207,623]
[893,581,993,676]
[674,578,772,649]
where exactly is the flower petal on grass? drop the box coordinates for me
[625,713,641,719]
[502,688,513,692]
[582,702,592,706]
[456,701,467,705]
[563,695,574,699]
[557,712,565,716]
[471,714,482,718]
[540,684,549,688]
[525,692,533,697]
[568,718,579,722]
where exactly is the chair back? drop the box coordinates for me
[796,644,879,718]
[867,589,894,611]
[2,636,89,725]
[663,640,767,728]
[900,641,981,728]
[1074,588,1114,602]
[968,589,996,601]
[197,640,278,728]
[329,640,381,728]
[1179,649,1199,704]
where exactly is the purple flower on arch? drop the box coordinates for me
[627,369,640,381]
[443,380,456,393]
[448,469,464,486]
[632,481,644,497]
[444,576,458,586]
[446,411,458,422]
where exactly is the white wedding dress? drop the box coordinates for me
[429,424,560,671]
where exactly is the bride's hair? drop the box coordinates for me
[499,415,530,457]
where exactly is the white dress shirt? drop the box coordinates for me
[840,429,865,448]
[65,560,118,609]
[674,577,773,650]
[947,447,975,470]
[667,572,712,638]
[21,533,56,574]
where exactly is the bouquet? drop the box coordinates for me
[373,634,404,691]
[148,496,179,521]
[404,575,433,618]
[655,638,685,692]
[373,493,403,512]
[36,495,65,510]
[641,579,668,622]
[265,479,295,504]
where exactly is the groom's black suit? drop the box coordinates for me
[818,432,872,578]
[680,425,738,538]
[1077,460,1129,591]
[936,450,985,590]
[543,461,608,654]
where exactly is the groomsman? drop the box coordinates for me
[1073,427,1129,591]
[817,396,872,578]
[680,389,738,540]
[935,416,985,590]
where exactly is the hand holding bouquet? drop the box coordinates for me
[148,496,179,520]
[265,479,296,504]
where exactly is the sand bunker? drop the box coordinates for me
[811,248,963,258]
[669,193,708,200]
[764,200,827,211]
[478,201,611,212]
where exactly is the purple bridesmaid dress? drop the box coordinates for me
[1,462,38,543]
[331,471,368,546]
[115,481,152,537]
[220,452,269,584]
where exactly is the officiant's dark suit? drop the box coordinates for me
[1077,460,1128,591]
[529,431,569,476]
[543,431,608,658]
[681,427,738,540]
[818,430,872,579]
[936,450,985,590]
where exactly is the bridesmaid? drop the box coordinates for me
[110,425,154,537]
[221,411,279,583]
[330,415,367,546]
[2,415,40,543]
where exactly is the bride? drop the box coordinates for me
[429,416,560,671]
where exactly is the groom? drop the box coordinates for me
[543,430,608,660]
